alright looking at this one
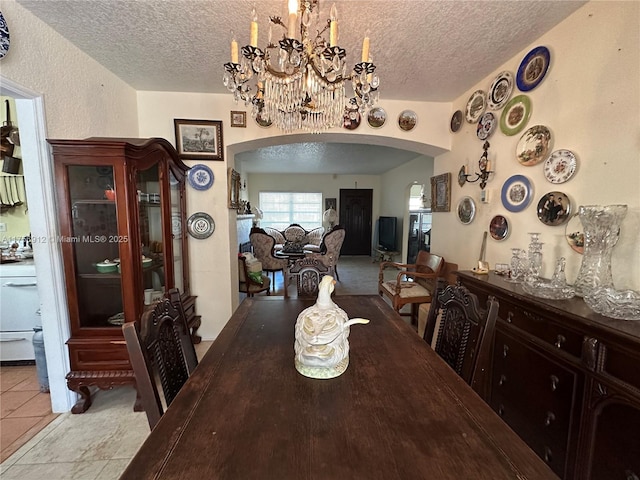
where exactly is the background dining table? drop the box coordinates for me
[120,295,557,480]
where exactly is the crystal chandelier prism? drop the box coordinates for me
[223,0,380,133]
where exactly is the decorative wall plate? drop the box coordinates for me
[487,71,514,110]
[489,215,510,241]
[501,175,533,212]
[499,94,531,136]
[398,110,417,131]
[565,213,584,254]
[476,112,496,140]
[450,110,463,133]
[544,149,578,184]
[0,12,10,59]
[516,125,552,166]
[457,196,476,225]
[187,164,214,190]
[187,212,215,239]
[465,90,487,124]
[516,46,551,92]
[536,191,572,226]
[367,107,387,128]
[343,108,361,130]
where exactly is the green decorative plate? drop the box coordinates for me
[499,94,531,136]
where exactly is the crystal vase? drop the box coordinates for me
[573,205,628,297]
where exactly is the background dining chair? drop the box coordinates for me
[309,225,345,280]
[250,227,289,293]
[378,250,444,324]
[238,255,271,297]
[423,278,499,400]
[286,256,329,298]
[122,290,198,430]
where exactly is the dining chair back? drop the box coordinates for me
[250,227,289,292]
[312,225,345,280]
[239,255,271,297]
[423,278,499,399]
[123,289,198,430]
[286,256,330,298]
[378,250,444,323]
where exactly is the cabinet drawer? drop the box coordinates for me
[68,341,131,371]
[498,298,582,358]
[491,329,579,478]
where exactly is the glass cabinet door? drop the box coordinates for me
[137,163,165,305]
[169,170,185,294]
[67,165,123,328]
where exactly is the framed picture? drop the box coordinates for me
[430,173,451,212]
[230,111,246,128]
[174,119,223,161]
[228,168,241,210]
[325,198,337,211]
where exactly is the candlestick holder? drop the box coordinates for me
[459,141,493,190]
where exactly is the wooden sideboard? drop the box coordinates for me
[457,271,640,480]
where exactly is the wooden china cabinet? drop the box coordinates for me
[49,137,200,413]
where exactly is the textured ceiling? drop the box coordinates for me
[15,0,585,173]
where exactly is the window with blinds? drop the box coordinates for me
[258,192,323,230]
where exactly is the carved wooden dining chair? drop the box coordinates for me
[286,256,329,298]
[423,278,499,400]
[378,250,444,324]
[123,289,198,430]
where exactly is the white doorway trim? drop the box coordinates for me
[1,76,74,412]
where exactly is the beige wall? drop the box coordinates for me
[0,2,139,138]
[432,1,640,290]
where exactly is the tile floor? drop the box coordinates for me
[0,364,58,463]
[0,255,408,479]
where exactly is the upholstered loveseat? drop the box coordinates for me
[263,224,325,253]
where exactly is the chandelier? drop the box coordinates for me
[223,0,380,133]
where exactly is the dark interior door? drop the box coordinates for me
[339,189,373,255]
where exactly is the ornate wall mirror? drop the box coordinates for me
[228,168,241,209]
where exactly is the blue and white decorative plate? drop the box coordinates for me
[187,164,214,190]
[501,175,534,213]
[0,12,10,59]
[516,46,550,92]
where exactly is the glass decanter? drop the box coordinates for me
[573,205,628,297]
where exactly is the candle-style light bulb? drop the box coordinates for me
[329,4,338,46]
[288,0,298,38]
[230,31,239,63]
[250,7,258,47]
[361,29,370,63]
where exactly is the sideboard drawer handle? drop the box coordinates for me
[555,334,566,349]
[550,375,559,392]
[544,411,556,427]
[506,311,514,323]
[498,404,505,416]
[503,345,509,358]
[544,446,553,463]
[498,374,507,386]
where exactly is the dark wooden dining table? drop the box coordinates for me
[120,295,557,480]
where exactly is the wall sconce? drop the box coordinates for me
[458,141,493,190]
